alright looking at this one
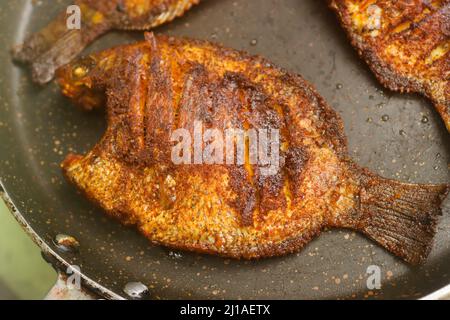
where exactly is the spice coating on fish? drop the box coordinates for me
[12,0,199,84]
[57,34,449,264]
[329,0,450,131]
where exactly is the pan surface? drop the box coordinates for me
[0,0,449,300]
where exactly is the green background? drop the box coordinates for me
[0,199,55,299]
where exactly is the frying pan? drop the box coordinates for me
[0,0,449,300]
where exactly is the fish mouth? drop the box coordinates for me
[55,66,85,98]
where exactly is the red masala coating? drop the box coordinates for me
[329,0,450,131]
[57,34,449,264]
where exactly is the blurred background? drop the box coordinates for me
[0,199,56,299]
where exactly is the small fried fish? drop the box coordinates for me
[57,33,449,264]
[12,0,199,84]
[329,0,450,131]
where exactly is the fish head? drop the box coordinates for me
[56,55,106,111]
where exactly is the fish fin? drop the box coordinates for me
[358,172,449,265]
[29,30,90,85]
[12,12,69,64]
[12,11,108,85]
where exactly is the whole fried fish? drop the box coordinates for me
[57,33,449,264]
[329,0,450,131]
[12,0,199,84]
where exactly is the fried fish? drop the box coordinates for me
[57,33,449,264]
[329,0,450,131]
[12,0,199,84]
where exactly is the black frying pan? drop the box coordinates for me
[1,0,449,300]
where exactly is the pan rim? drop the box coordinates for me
[0,179,124,300]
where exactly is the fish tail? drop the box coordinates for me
[152,0,201,28]
[356,170,449,265]
[12,11,107,84]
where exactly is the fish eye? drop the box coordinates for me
[72,56,96,79]
[73,66,88,78]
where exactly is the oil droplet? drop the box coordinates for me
[250,39,257,46]
[421,116,429,124]
[366,117,373,123]
[168,251,183,260]
[377,103,386,108]
[53,234,80,253]
[123,282,149,299]
[381,114,390,122]
[336,83,343,90]
[433,166,439,170]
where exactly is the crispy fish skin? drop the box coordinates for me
[12,0,199,84]
[329,0,450,131]
[57,33,449,264]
